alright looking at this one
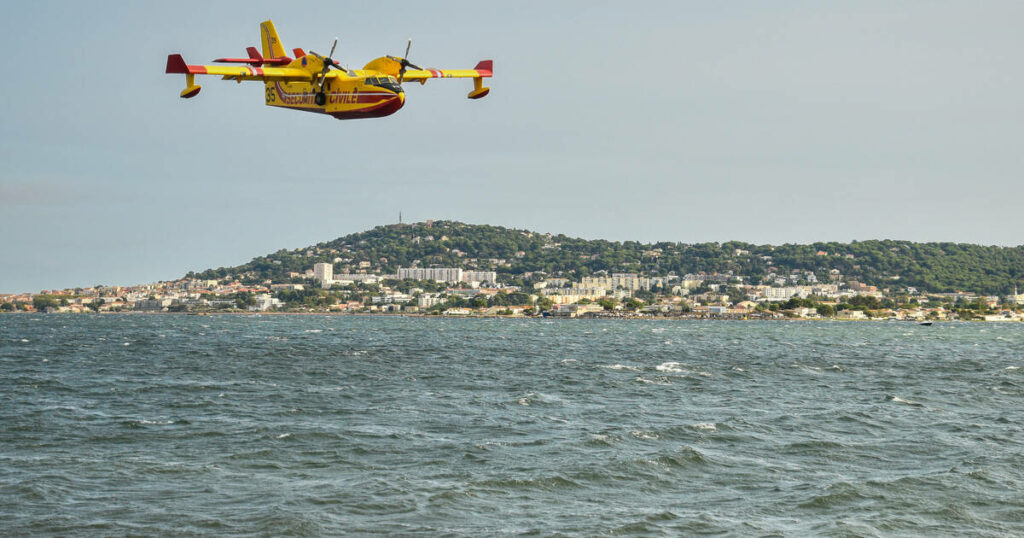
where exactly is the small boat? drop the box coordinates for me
[919,321,933,326]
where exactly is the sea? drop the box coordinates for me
[1,314,1022,536]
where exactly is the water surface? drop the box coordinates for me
[1,315,1022,535]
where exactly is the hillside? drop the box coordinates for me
[188,221,1024,295]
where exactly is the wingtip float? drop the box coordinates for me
[165,20,492,120]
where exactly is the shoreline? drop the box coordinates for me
[3,311,1017,322]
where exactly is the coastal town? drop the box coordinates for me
[4,261,1023,322]
[5,221,1023,321]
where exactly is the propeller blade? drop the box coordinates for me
[398,39,416,85]
[316,38,340,91]
[312,36,350,90]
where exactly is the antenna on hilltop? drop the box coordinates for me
[399,211,403,224]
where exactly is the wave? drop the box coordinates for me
[642,446,710,468]
[781,439,847,454]
[888,395,924,407]
[605,364,640,371]
[635,376,672,385]
[797,481,873,509]
[587,433,621,446]
[515,392,564,407]
[123,419,176,427]
[476,474,581,491]
[792,363,823,374]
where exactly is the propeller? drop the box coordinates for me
[309,37,347,92]
[387,39,423,85]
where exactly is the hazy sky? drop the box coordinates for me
[2,1,1022,293]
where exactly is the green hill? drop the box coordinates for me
[188,221,1024,295]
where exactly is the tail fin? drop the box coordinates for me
[474,60,493,75]
[260,20,287,59]
[166,54,189,74]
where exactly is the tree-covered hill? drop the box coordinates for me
[188,221,1024,295]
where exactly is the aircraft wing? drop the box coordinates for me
[400,60,493,82]
[166,54,312,82]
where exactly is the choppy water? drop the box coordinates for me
[1,315,1022,536]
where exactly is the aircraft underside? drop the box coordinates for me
[266,82,405,120]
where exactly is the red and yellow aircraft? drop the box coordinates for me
[166,20,492,120]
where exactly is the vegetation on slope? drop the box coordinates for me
[189,221,1024,295]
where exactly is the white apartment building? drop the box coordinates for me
[463,271,497,284]
[611,273,650,291]
[544,287,609,305]
[397,267,464,283]
[181,279,219,291]
[755,285,834,301]
[372,293,412,304]
[761,287,802,301]
[250,294,284,311]
[418,295,445,308]
[314,262,333,287]
[332,274,386,284]
[580,273,652,292]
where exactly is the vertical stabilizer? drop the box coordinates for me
[260,20,287,59]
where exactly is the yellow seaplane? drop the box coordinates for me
[165,20,492,120]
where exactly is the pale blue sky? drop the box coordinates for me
[2,1,1022,293]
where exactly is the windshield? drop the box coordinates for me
[365,76,402,92]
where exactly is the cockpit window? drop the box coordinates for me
[365,76,403,92]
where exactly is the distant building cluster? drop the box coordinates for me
[395,267,496,285]
[3,259,1023,322]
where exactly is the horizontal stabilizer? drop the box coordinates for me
[214,47,291,66]
[213,57,261,65]
[212,57,292,65]
[246,46,263,63]
[249,46,291,65]
[474,60,493,76]
[165,53,312,81]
